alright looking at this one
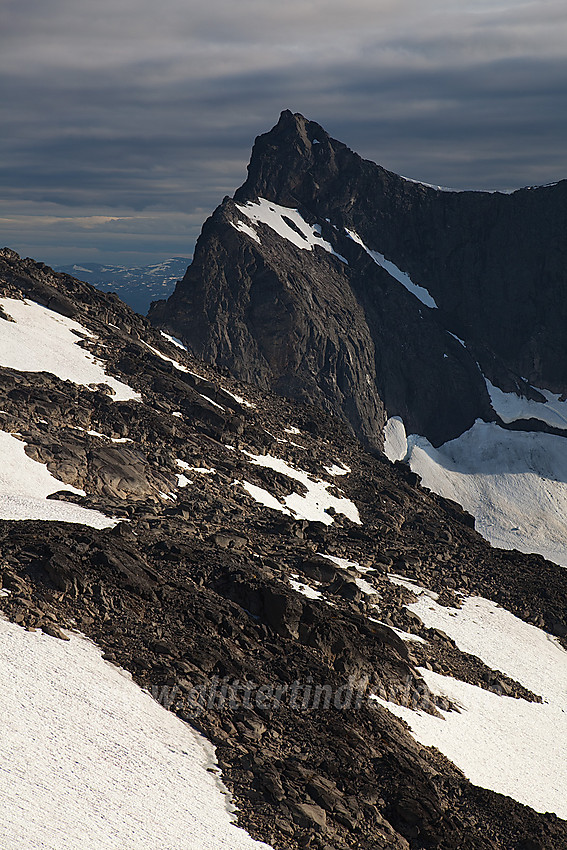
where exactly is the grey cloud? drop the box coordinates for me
[1,0,566,265]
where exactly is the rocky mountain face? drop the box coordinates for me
[149,110,567,450]
[1,247,567,849]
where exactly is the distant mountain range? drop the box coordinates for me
[55,257,191,314]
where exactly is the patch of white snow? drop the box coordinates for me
[404,419,567,566]
[243,452,361,526]
[0,298,140,402]
[0,619,273,850]
[485,378,567,431]
[289,576,323,600]
[239,481,292,515]
[236,199,348,263]
[323,463,351,476]
[345,231,437,309]
[160,331,188,350]
[0,431,116,528]
[383,416,408,462]
[372,593,567,819]
[231,220,261,244]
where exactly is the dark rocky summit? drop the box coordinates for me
[1,247,567,848]
[149,110,567,449]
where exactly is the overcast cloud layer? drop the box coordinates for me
[1,0,566,265]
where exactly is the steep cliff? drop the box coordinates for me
[149,110,567,449]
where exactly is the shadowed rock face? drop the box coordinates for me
[149,110,567,450]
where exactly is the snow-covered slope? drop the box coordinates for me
[0,618,271,850]
[0,297,140,401]
[374,588,567,819]
[0,431,116,528]
[385,416,567,567]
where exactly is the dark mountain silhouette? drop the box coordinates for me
[150,110,567,450]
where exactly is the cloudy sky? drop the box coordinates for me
[2,0,566,266]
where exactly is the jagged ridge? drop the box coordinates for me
[149,110,567,449]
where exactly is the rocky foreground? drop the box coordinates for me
[1,247,566,849]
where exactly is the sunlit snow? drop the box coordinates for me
[222,388,256,409]
[317,553,363,571]
[144,341,191,373]
[373,592,567,819]
[0,298,140,401]
[323,463,351,476]
[243,452,361,526]
[0,431,116,528]
[354,576,379,596]
[150,341,255,407]
[160,331,188,350]
[345,230,438,309]
[235,199,348,263]
[0,619,272,850]
[231,220,261,244]
[368,617,427,644]
[177,460,215,475]
[289,576,323,600]
[239,480,292,515]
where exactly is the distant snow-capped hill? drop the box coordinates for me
[55,257,191,314]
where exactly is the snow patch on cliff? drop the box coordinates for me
[235,199,348,263]
[345,231,438,309]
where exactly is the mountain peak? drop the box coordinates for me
[153,115,567,451]
[235,111,339,206]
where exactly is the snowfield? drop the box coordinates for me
[385,416,567,567]
[0,430,116,528]
[0,618,272,850]
[374,588,567,819]
[234,198,348,263]
[0,298,140,401]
